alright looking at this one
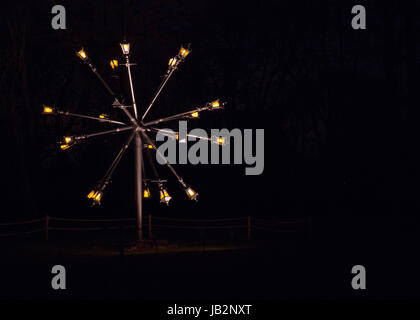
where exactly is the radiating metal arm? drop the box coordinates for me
[142,107,201,126]
[56,110,127,125]
[145,147,161,181]
[124,56,139,119]
[142,44,192,121]
[139,131,187,188]
[84,60,118,99]
[146,127,213,143]
[82,57,138,125]
[100,130,136,188]
[142,99,224,126]
[141,68,176,121]
[74,126,134,141]
[111,99,139,126]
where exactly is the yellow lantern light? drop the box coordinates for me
[94,191,102,202]
[168,57,178,67]
[110,60,118,70]
[99,114,109,119]
[60,136,75,150]
[120,43,130,55]
[190,111,199,118]
[179,46,190,58]
[209,99,221,109]
[160,188,172,205]
[87,189,102,204]
[216,137,225,145]
[87,190,97,199]
[185,187,198,201]
[42,105,54,114]
[77,49,88,61]
[143,188,151,199]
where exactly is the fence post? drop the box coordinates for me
[248,216,251,240]
[148,214,152,239]
[45,215,49,241]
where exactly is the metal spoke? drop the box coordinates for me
[124,56,139,119]
[146,127,213,143]
[75,126,134,140]
[56,110,127,125]
[141,68,176,121]
[101,130,136,184]
[139,131,187,188]
[78,51,137,125]
[142,100,223,126]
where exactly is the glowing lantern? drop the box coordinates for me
[77,49,88,61]
[168,57,178,67]
[87,190,97,199]
[185,187,198,201]
[179,46,190,58]
[87,189,103,205]
[160,188,172,205]
[42,105,54,114]
[94,191,102,202]
[110,60,118,70]
[120,43,130,55]
[209,99,221,110]
[60,136,74,150]
[143,188,151,199]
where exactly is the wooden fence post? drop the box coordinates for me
[45,215,49,241]
[148,214,152,239]
[248,216,251,240]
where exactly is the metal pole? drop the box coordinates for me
[134,132,143,241]
[125,54,143,242]
[126,56,138,119]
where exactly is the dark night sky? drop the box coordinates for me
[1,0,420,222]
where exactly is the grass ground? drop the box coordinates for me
[1,216,420,300]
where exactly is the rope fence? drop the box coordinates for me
[0,217,46,226]
[0,215,311,240]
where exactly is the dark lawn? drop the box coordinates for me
[1,216,420,300]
